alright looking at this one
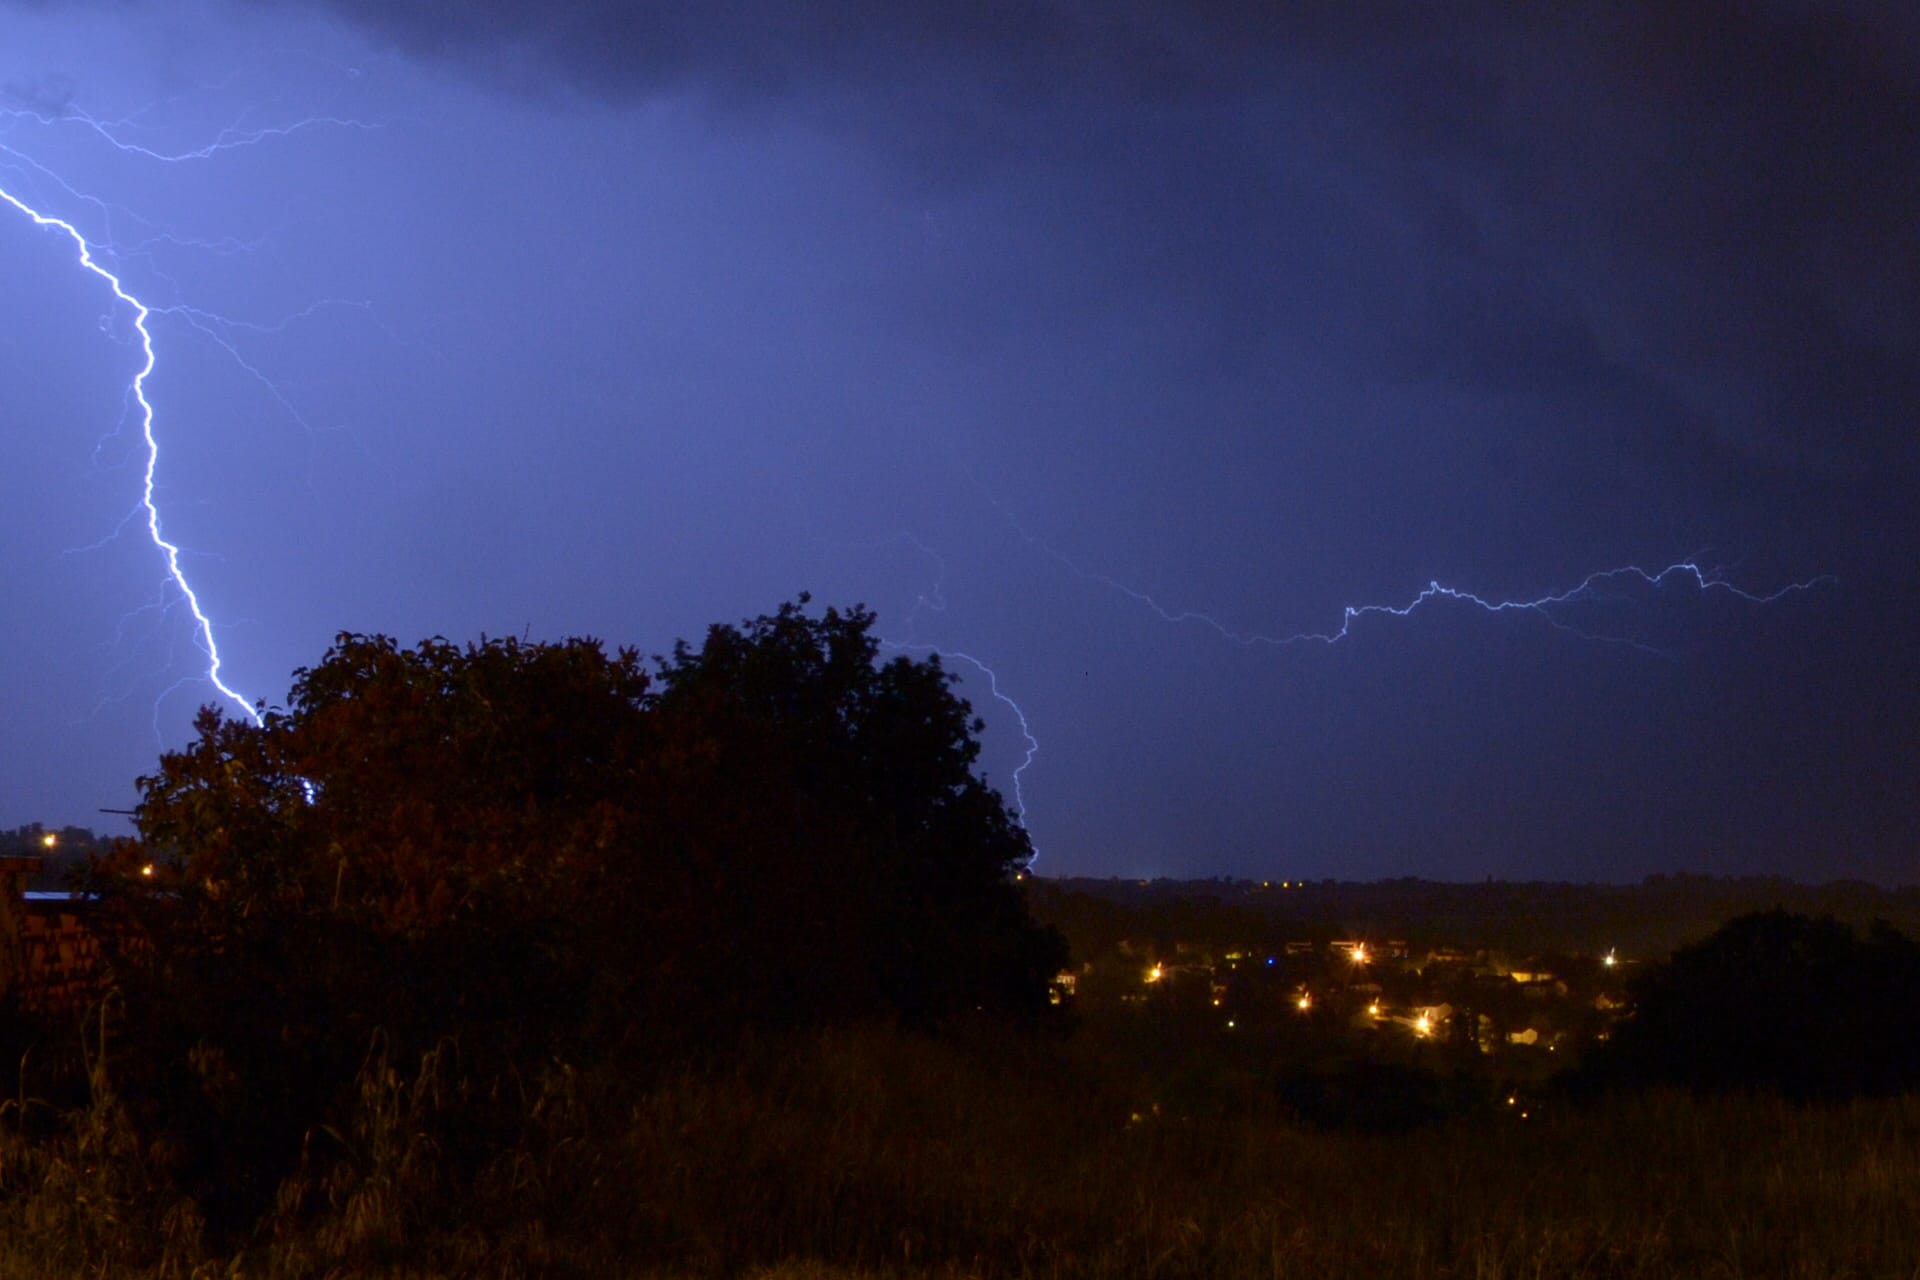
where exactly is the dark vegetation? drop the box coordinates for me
[76,597,1064,1236]
[0,598,1917,1275]
[1578,908,1920,1100]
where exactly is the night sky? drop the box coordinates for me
[2,2,1914,883]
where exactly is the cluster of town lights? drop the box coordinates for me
[1137,944,1619,1047]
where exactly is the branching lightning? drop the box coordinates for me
[885,641,1041,833]
[26,103,381,164]
[0,92,378,729]
[863,532,1042,837]
[0,180,261,725]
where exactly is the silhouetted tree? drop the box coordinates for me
[639,598,1065,1031]
[91,598,1063,1230]
[1578,909,1920,1100]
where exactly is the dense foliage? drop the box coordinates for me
[1581,909,1920,1099]
[89,598,1063,1228]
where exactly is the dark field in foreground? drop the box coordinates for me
[2,1024,1916,1279]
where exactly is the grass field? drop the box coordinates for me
[1,1020,1917,1278]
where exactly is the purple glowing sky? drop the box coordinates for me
[3,2,1914,882]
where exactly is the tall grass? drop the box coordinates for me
[0,1022,1916,1277]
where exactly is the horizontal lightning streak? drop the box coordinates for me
[989,498,1835,655]
[1064,551,1832,654]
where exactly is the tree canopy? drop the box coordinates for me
[1579,909,1920,1100]
[94,599,1065,1224]
[119,596,1061,1034]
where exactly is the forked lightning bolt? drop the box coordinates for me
[3,85,380,727]
[1,181,261,726]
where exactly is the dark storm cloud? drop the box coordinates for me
[282,1,1264,104]
[273,0,1919,487]
[14,0,1910,487]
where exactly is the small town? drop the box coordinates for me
[1024,871,1920,1123]
[1070,929,1627,1059]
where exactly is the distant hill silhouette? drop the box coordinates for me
[1034,874,1920,960]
